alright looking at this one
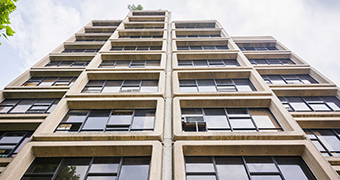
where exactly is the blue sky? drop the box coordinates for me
[1,0,340,89]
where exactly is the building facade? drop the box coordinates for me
[0,10,339,179]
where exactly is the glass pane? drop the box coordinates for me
[0,99,19,105]
[0,106,12,113]
[108,110,133,126]
[26,157,61,173]
[131,110,155,130]
[215,157,248,180]
[197,79,216,92]
[286,97,311,111]
[181,108,202,115]
[315,130,340,151]
[102,80,122,93]
[62,110,88,123]
[276,157,315,180]
[266,75,285,84]
[87,80,105,86]
[205,116,229,129]
[0,136,22,144]
[309,104,331,111]
[187,175,216,180]
[229,119,255,129]
[323,96,340,111]
[252,115,276,128]
[234,80,254,91]
[10,100,35,113]
[245,156,278,173]
[252,175,282,180]
[185,157,215,173]
[180,86,197,92]
[87,177,116,180]
[223,59,238,66]
[89,157,120,173]
[39,78,57,86]
[119,157,150,180]
[56,158,91,180]
[193,60,208,66]
[82,110,110,130]
[227,109,249,118]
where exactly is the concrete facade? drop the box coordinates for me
[0,10,339,179]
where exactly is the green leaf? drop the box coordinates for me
[5,26,14,36]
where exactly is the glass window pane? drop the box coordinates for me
[0,136,22,144]
[215,157,248,180]
[245,156,278,173]
[62,110,88,123]
[185,157,215,173]
[229,119,255,129]
[10,100,35,113]
[314,130,340,151]
[108,110,133,126]
[322,96,340,111]
[140,81,158,92]
[87,80,105,86]
[227,109,249,118]
[82,110,110,130]
[205,116,229,129]
[87,176,116,180]
[180,87,197,92]
[0,106,12,113]
[286,97,310,111]
[26,157,61,173]
[309,104,331,111]
[276,157,315,180]
[187,175,216,180]
[39,78,57,86]
[131,110,155,130]
[119,157,150,180]
[266,75,285,84]
[56,158,91,180]
[234,80,254,91]
[89,157,120,173]
[252,175,282,180]
[193,60,208,66]
[223,59,238,67]
[197,79,216,92]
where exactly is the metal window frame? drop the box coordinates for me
[279,96,340,112]
[22,77,76,87]
[249,58,296,65]
[0,98,59,114]
[0,131,33,158]
[178,59,240,67]
[179,78,256,92]
[82,79,159,93]
[305,129,340,156]
[55,109,156,133]
[181,108,282,132]
[184,156,316,180]
[262,74,317,85]
[22,156,151,180]
[45,61,90,67]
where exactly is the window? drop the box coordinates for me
[22,77,77,86]
[176,26,215,29]
[55,109,155,132]
[181,108,281,132]
[177,45,228,51]
[239,46,278,51]
[0,131,33,158]
[178,59,239,67]
[179,79,255,92]
[185,156,316,180]
[0,99,60,114]
[62,49,100,53]
[99,60,160,68]
[176,34,221,38]
[85,30,114,33]
[110,46,162,51]
[21,156,150,180]
[249,58,295,65]
[125,26,164,29]
[75,39,108,42]
[82,80,158,93]
[279,96,340,112]
[129,20,164,22]
[45,61,90,67]
[119,35,163,39]
[305,129,340,157]
[262,75,317,85]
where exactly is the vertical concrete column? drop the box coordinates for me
[162,12,173,180]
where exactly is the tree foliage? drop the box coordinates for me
[0,0,17,45]
[128,4,143,11]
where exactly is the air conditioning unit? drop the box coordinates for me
[182,116,206,131]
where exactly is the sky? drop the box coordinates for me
[0,0,340,89]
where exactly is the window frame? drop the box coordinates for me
[55,108,156,133]
[0,131,33,158]
[177,45,229,51]
[279,96,340,112]
[0,98,60,114]
[262,74,318,85]
[82,79,159,93]
[178,59,239,67]
[110,46,162,51]
[179,78,256,92]
[304,129,340,157]
[45,61,90,67]
[181,108,282,132]
[22,77,77,87]
[249,58,295,65]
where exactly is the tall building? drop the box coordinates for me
[0,10,339,179]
